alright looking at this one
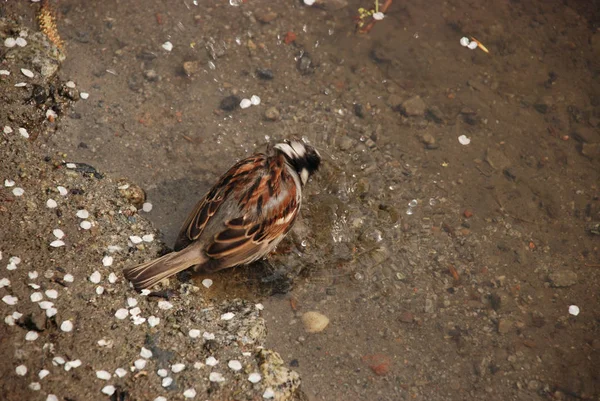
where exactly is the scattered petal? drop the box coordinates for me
[39,301,54,310]
[46,307,57,317]
[60,320,73,332]
[65,359,82,371]
[39,369,50,379]
[18,128,29,138]
[12,187,24,196]
[65,163,77,169]
[372,12,385,20]
[96,370,111,380]
[303,0,315,5]
[171,363,185,373]
[220,312,235,321]
[15,37,27,47]
[134,359,146,370]
[115,308,129,320]
[66,81,76,88]
[467,40,478,50]
[0,277,10,288]
[250,95,261,105]
[129,236,143,244]
[102,385,116,396]
[140,347,153,359]
[127,297,138,307]
[154,397,167,401]
[158,300,173,310]
[255,303,264,311]
[2,295,18,305]
[80,92,89,99]
[21,68,34,78]
[201,279,213,288]
[142,202,153,212]
[46,199,58,208]
[57,186,68,196]
[97,338,112,347]
[50,240,65,248]
[162,41,173,51]
[76,209,89,219]
[228,360,242,371]
[4,179,15,187]
[248,372,262,383]
[30,292,43,302]
[15,82,27,87]
[103,256,114,267]
[568,305,580,316]
[89,271,101,283]
[52,356,65,366]
[25,331,39,341]
[129,307,141,316]
[4,37,16,48]
[0,70,9,76]
[80,220,92,230]
[458,135,471,145]
[460,37,470,47]
[47,395,58,401]
[148,315,160,327]
[53,229,65,239]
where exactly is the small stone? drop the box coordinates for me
[142,202,153,212]
[148,316,160,327]
[39,369,50,379]
[157,369,168,377]
[263,388,275,399]
[255,9,278,23]
[12,187,24,196]
[115,309,128,319]
[201,278,213,288]
[89,271,101,283]
[183,388,197,398]
[162,376,173,387]
[80,92,89,100]
[80,221,92,230]
[250,95,261,105]
[549,270,578,287]
[301,311,329,333]
[183,61,203,76]
[497,319,512,334]
[102,256,114,267]
[581,143,600,159]
[420,133,436,147]
[16,365,27,376]
[26,331,39,341]
[205,356,218,366]
[162,41,173,51]
[256,68,274,80]
[264,107,280,121]
[219,95,241,111]
[140,347,153,358]
[401,95,427,116]
[399,311,414,323]
[115,368,127,378]
[221,312,235,320]
[189,329,201,338]
[134,359,146,370]
[76,209,89,219]
[46,199,57,208]
[171,363,185,373]
[143,69,160,82]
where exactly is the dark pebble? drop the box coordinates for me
[256,68,274,80]
[533,104,548,114]
[289,359,299,367]
[354,103,365,118]
[296,53,314,75]
[219,95,241,111]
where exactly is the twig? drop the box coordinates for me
[359,0,392,34]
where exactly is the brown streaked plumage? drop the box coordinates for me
[123,140,320,290]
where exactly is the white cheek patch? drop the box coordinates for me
[300,168,309,185]
[290,141,306,157]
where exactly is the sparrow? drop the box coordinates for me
[123,140,321,290]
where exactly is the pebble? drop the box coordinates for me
[16,365,28,376]
[53,229,65,239]
[183,388,197,398]
[4,37,16,47]
[220,95,241,111]
[189,329,201,338]
[115,368,127,378]
[46,199,58,208]
[157,369,168,377]
[140,347,153,358]
[402,95,426,116]
[12,187,24,196]
[182,61,203,77]
[549,270,578,287]
[29,382,41,391]
[80,221,92,230]
[115,309,128,319]
[256,68,274,80]
[264,107,280,121]
[201,278,213,288]
[76,209,89,219]
[162,377,173,387]
[301,311,330,333]
[162,41,173,51]
[497,319,512,334]
[250,95,261,105]
[102,256,114,267]
[50,240,65,247]
[263,388,275,399]
[158,301,173,310]
[129,235,143,244]
[39,370,50,379]
[568,305,580,316]
[206,356,218,366]
[134,359,147,370]
[142,202,153,212]
[458,135,471,145]
[45,289,58,299]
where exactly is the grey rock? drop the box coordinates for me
[497,319,512,334]
[548,270,578,287]
[581,143,600,159]
[264,107,280,121]
[402,95,427,117]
